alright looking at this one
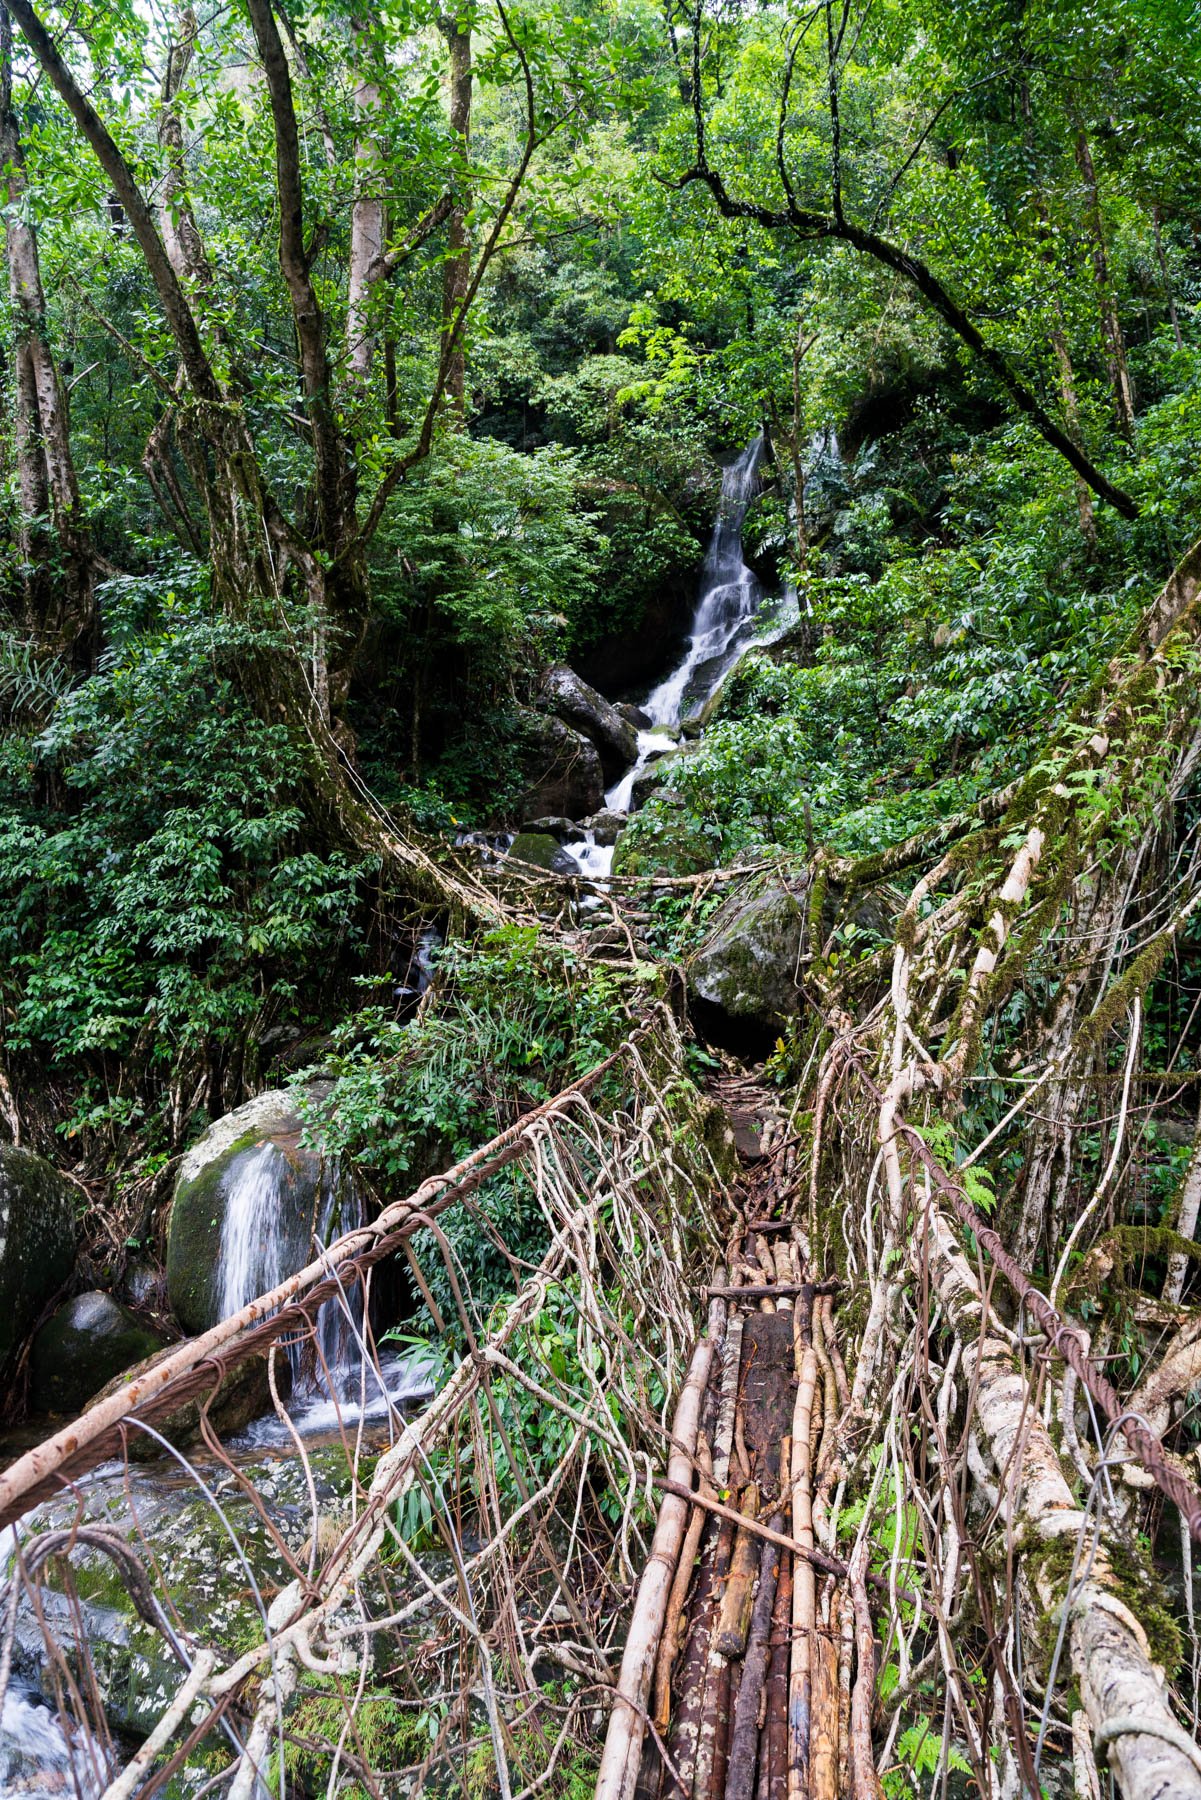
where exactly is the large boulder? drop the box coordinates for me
[688,883,807,1038]
[167,1086,348,1336]
[0,1148,78,1375]
[515,712,604,820]
[541,666,638,781]
[508,831,577,875]
[30,1292,164,1416]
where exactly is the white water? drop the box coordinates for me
[217,1147,433,1434]
[0,1682,107,1798]
[564,436,767,878]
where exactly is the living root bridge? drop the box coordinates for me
[0,1011,676,1528]
[597,1101,868,1800]
[4,1004,730,1799]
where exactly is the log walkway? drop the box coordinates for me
[597,1075,870,1800]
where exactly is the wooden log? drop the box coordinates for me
[715,1482,761,1657]
[788,1346,818,1800]
[596,1336,715,1800]
[712,1658,736,1800]
[810,1581,839,1800]
[654,1438,715,1729]
[687,1517,736,1800]
[713,1316,744,1488]
[724,1512,785,1800]
[764,1519,792,1800]
[836,1585,853,1798]
[739,1311,796,1496]
[664,1519,720,1800]
[848,1544,883,1800]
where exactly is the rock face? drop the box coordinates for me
[541,665,638,781]
[30,1292,164,1416]
[584,808,627,846]
[0,1147,78,1375]
[508,831,577,875]
[86,1341,280,1455]
[515,712,604,819]
[521,815,585,842]
[688,884,807,1037]
[166,1085,342,1336]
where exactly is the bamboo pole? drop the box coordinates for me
[596,1336,715,1800]
[809,1582,839,1800]
[654,1439,715,1729]
[788,1346,818,1800]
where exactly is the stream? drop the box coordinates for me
[563,434,785,879]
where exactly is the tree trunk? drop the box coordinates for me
[347,20,385,383]
[1074,125,1136,441]
[439,10,472,422]
[1152,205,1184,352]
[0,1,93,656]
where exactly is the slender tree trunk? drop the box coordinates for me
[1073,124,1136,441]
[346,20,385,383]
[0,1,93,655]
[1152,205,1184,351]
[1050,324,1097,550]
[439,10,472,423]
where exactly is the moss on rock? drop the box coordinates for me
[0,1147,78,1375]
[30,1291,164,1416]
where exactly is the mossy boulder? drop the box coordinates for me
[612,795,716,879]
[688,882,807,1036]
[166,1086,340,1336]
[30,1292,165,1416]
[0,1147,78,1375]
[541,664,638,779]
[514,711,604,819]
[508,831,576,875]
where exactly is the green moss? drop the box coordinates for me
[1025,1531,1183,1680]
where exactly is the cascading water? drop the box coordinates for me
[565,436,769,876]
[216,1147,434,1444]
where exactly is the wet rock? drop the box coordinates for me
[0,1148,78,1376]
[611,794,716,879]
[688,883,807,1038]
[30,1292,164,1416]
[616,702,652,730]
[521,815,585,843]
[630,744,697,810]
[541,666,638,780]
[8,1450,351,1737]
[166,1084,344,1336]
[584,808,627,846]
[515,712,604,819]
[86,1342,281,1455]
[509,831,577,875]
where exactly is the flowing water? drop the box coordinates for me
[217,1147,435,1443]
[565,435,771,877]
[0,1681,108,1798]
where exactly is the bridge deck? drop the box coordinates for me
[597,1083,868,1800]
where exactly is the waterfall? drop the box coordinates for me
[216,1145,434,1441]
[574,438,767,847]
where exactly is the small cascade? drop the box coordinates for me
[216,1148,434,1441]
[563,435,768,876]
[0,1681,107,1798]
